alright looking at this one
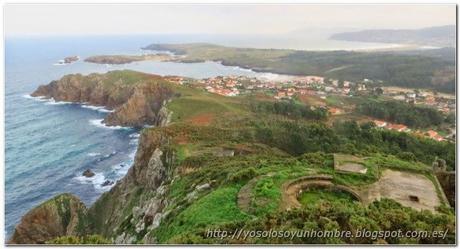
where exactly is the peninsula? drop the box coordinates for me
[84,53,174,65]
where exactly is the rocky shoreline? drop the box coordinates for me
[9,71,177,244]
[30,71,174,127]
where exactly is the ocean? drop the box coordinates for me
[4,34,402,237]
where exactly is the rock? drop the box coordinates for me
[101,180,114,187]
[82,169,95,178]
[31,70,174,128]
[63,56,79,64]
[132,207,143,219]
[186,190,199,203]
[195,183,211,191]
[8,194,89,244]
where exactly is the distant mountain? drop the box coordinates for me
[330,25,455,48]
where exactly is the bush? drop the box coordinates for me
[227,167,257,183]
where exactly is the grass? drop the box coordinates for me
[325,95,344,107]
[299,187,358,206]
[167,86,247,122]
[155,186,249,243]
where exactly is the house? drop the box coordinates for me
[305,76,325,84]
[329,107,343,115]
[387,124,409,132]
[275,91,287,99]
[373,120,387,128]
[342,88,350,94]
[357,84,366,91]
[324,86,335,92]
[426,130,444,141]
[425,96,436,105]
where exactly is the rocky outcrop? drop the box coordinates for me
[31,70,174,128]
[8,194,90,244]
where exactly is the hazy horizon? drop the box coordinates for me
[5,4,456,37]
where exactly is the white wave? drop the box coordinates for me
[112,163,130,176]
[129,133,140,138]
[87,152,101,157]
[89,119,128,130]
[129,149,137,160]
[74,172,111,191]
[52,63,67,66]
[22,94,49,102]
[44,98,73,105]
[129,139,139,145]
[81,104,114,113]
[236,67,254,73]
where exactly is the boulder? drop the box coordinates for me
[82,169,95,178]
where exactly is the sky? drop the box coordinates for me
[4,4,457,36]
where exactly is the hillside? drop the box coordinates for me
[10,70,455,244]
[330,25,456,48]
[143,43,455,93]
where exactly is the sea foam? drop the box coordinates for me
[81,104,114,113]
[89,119,128,130]
[74,172,111,192]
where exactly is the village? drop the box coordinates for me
[165,74,455,143]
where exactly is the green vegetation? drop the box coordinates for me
[47,235,111,244]
[250,99,328,120]
[145,43,455,92]
[155,186,249,242]
[357,99,445,128]
[191,199,455,244]
[299,187,358,206]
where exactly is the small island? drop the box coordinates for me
[84,53,174,65]
[55,56,79,65]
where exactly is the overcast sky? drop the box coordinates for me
[4,4,456,36]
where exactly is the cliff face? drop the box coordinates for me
[11,71,177,244]
[88,129,175,243]
[8,194,90,244]
[31,70,174,128]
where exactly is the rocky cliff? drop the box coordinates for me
[11,70,177,244]
[31,70,174,127]
[87,128,175,243]
[8,194,90,244]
